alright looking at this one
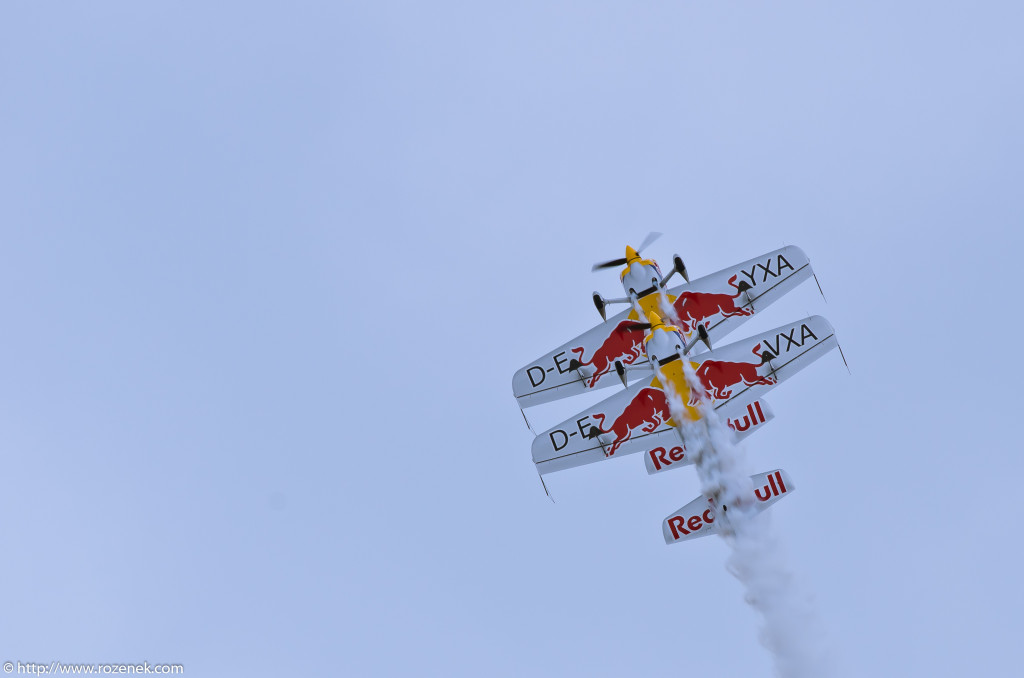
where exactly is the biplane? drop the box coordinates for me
[512,235,842,545]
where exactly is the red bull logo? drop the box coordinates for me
[671,274,754,333]
[569,320,647,388]
[689,343,777,405]
[589,387,670,456]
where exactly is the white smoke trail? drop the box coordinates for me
[726,512,831,678]
[661,361,832,678]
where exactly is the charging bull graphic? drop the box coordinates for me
[568,321,647,388]
[689,343,777,405]
[672,275,754,333]
[588,387,671,456]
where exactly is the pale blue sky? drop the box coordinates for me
[1,3,1022,676]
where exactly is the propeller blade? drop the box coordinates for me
[592,232,661,272]
[619,322,652,332]
[637,231,663,253]
[592,257,628,271]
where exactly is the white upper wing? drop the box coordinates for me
[513,245,815,408]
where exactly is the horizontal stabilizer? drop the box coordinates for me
[513,246,814,408]
[662,469,795,545]
[643,398,774,475]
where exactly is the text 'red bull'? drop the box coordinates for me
[666,471,789,541]
[647,401,768,471]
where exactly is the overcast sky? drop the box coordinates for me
[2,2,1022,676]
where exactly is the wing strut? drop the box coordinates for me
[838,343,851,375]
[520,407,536,433]
[536,466,554,502]
[813,272,827,302]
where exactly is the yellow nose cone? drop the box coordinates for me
[647,311,664,329]
[625,245,640,263]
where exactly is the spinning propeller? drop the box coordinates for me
[590,232,690,320]
[591,232,663,271]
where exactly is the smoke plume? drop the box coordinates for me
[661,360,832,678]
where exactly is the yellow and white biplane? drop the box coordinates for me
[512,235,845,545]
